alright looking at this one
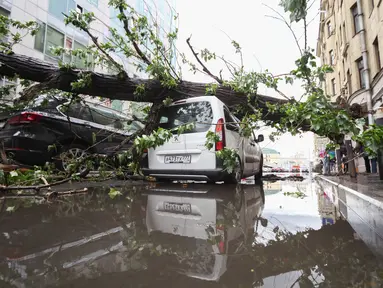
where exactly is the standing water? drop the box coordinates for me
[0,177,382,287]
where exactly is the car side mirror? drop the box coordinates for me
[257,134,264,142]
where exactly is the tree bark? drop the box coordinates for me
[0,52,287,121]
[345,140,356,178]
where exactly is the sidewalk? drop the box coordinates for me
[318,174,383,206]
[316,174,383,258]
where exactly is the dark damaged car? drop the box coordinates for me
[0,95,143,174]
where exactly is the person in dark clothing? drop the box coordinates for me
[341,154,348,173]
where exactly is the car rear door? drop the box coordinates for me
[223,108,248,173]
[148,99,217,170]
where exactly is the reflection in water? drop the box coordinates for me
[0,180,382,287]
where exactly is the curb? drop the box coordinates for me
[316,175,383,210]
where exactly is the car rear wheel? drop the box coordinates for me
[58,144,90,178]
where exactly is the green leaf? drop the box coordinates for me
[92,132,97,144]
[9,171,18,177]
[6,206,15,212]
[108,187,122,199]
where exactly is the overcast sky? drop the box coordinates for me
[174,0,321,158]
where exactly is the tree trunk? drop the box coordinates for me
[345,140,356,178]
[0,52,287,121]
[335,148,342,174]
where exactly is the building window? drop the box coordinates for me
[0,6,10,17]
[34,22,46,53]
[73,41,87,69]
[331,78,336,95]
[63,36,73,63]
[0,7,10,42]
[88,0,98,6]
[357,57,366,89]
[351,4,361,34]
[339,28,343,45]
[342,60,345,79]
[48,0,67,21]
[327,21,332,37]
[342,23,347,43]
[347,69,352,95]
[45,26,64,59]
[373,37,381,72]
[49,0,76,21]
[370,0,375,13]
[76,4,83,14]
[329,50,335,65]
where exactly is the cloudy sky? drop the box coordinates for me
[174,0,320,158]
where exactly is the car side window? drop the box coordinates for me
[61,103,93,122]
[224,109,239,132]
[89,106,118,127]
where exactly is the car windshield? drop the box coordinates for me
[158,101,213,134]
[88,103,144,132]
[25,95,62,110]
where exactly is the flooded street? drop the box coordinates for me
[1,177,383,287]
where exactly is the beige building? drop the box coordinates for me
[316,0,383,117]
[262,148,281,166]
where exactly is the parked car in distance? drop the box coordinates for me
[0,95,143,175]
[271,167,285,173]
[141,96,264,183]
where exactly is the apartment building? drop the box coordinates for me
[316,0,383,117]
[0,0,177,112]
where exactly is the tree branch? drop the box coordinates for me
[303,16,308,51]
[16,82,51,104]
[263,4,302,56]
[0,177,72,192]
[84,27,127,77]
[118,6,152,66]
[186,36,223,84]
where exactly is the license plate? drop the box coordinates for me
[163,202,191,214]
[164,155,191,164]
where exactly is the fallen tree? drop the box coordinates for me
[0,52,287,121]
[0,0,382,180]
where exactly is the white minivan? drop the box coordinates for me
[141,96,264,183]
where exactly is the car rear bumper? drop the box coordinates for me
[0,127,54,165]
[141,168,226,181]
[4,148,50,166]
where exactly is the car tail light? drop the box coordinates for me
[215,118,225,151]
[7,112,42,125]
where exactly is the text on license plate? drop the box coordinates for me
[163,202,191,214]
[164,155,191,164]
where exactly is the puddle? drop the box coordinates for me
[0,179,382,287]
